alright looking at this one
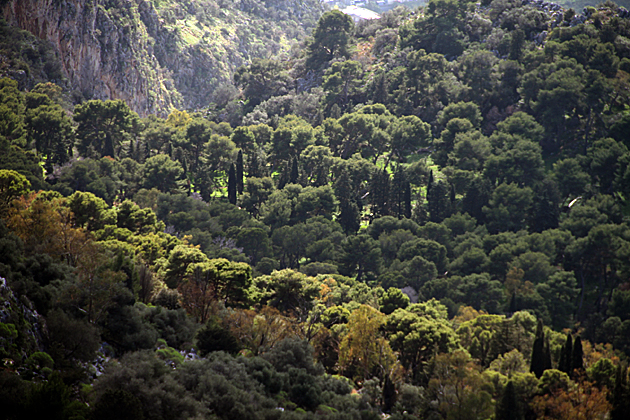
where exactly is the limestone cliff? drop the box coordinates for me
[1,0,323,117]
[2,0,181,117]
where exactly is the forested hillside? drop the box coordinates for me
[1,1,630,419]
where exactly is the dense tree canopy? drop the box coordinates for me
[1,1,630,419]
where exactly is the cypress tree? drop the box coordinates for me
[509,291,517,315]
[611,362,630,420]
[338,199,360,235]
[543,338,552,371]
[391,167,405,219]
[495,380,520,420]
[290,157,299,185]
[530,319,545,378]
[462,177,490,223]
[530,178,560,233]
[143,139,151,160]
[372,71,389,105]
[228,163,237,205]
[128,138,135,160]
[509,29,525,61]
[371,168,390,218]
[277,162,289,190]
[534,318,543,339]
[175,147,188,175]
[236,150,244,195]
[403,180,412,219]
[382,374,396,413]
[427,180,451,223]
[559,333,573,374]
[249,149,260,178]
[335,172,360,234]
[491,319,514,360]
[572,335,584,374]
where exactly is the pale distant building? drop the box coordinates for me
[340,5,381,22]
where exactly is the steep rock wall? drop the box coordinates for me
[2,0,181,116]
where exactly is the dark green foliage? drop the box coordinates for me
[530,320,548,378]
[152,288,182,310]
[26,373,89,420]
[228,163,237,205]
[236,150,244,195]
[262,338,323,375]
[529,178,560,233]
[611,363,630,420]
[571,335,584,374]
[93,389,144,420]
[483,183,533,233]
[290,157,300,185]
[287,367,323,410]
[74,100,139,159]
[2,2,630,418]
[46,309,101,365]
[101,293,159,354]
[25,99,74,172]
[495,380,520,420]
[307,10,354,68]
[559,332,573,374]
[92,351,198,420]
[338,234,382,282]
[427,181,451,223]
[371,168,391,219]
[138,304,197,349]
[380,287,410,315]
[50,157,127,204]
[462,177,490,223]
[143,154,186,194]
[400,0,472,58]
[335,171,361,235]
[0,136,45,191]
[235,59,293,111]
[0,371,30,420]
[382,374,397,413]
[0,21,63,89]
[195,318,240,356]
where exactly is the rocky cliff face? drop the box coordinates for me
[2,0,181,117]
[2,0,323,117]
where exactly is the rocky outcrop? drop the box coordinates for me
[0,277,46,363]
[2,0,181,117]
[2,0,323,117]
